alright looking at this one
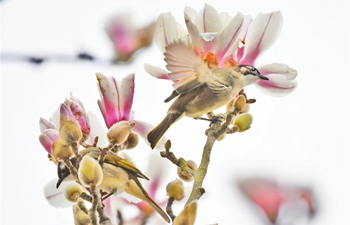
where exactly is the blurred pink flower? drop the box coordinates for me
[96,72,166,149]
[106,13,155,62]
[145,4,297,97]
[237,177,315,224]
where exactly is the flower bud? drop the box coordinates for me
[107,120,135,145]
[78,156,103,187]
[59,120,83,145]
[166,179,185,201]
[65,183,84,202]
[39,129,59,155]
[52,140,74,161]
[173,200,197,225]
[178,160,197,182]
[73,204,91,225]
[233,95,246,112]
[124,132,139,149]
[233,113,253,132]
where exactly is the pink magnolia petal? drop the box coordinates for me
[106,14,136,53]
[96,72,119,128]
[133,120,167,150]
[39,129,59,155]
[144,64,170,80]
[155,13,179,53]
[43,178,75,208]
[240,11,283,65]
[119,73,135,121]
[238,177,285,223]
[60,104,75,122]
[258,63,297,80]
[216,11,244,63]
[67,94,90,136]
[39,117,56,132]
[255,74,298,97]
[195,4,222,33]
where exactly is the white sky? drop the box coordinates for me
[1,0,349,225]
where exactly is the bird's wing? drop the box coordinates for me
[164,41,213,96]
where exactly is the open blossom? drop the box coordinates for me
[106,13,155,62]
[145,4,297,97]
[96,72,166,149]
[237,177,315,224]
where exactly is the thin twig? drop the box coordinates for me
[166,197,176,221]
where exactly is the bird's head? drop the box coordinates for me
[238,65,268,86]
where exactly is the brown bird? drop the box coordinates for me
[147,41,268,149]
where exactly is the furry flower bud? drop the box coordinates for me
[52,140,74,161]
[166,179,185,201]
[65,183,84,202]
[78,156,103,187]
[173,200,197,225]
[59,120,83,145]
[124,132,139,149]
[107,120,135,145]
[234,113,253,132]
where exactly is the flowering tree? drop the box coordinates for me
[39,4,314,225]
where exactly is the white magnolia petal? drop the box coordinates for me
[230,14,253,62]
[39,117,56,132]
[87,111,108,147]
[255,73,298,97]
[133,120,167,150]
[258,63,297,80]
[195,3,222,33]
[219,12,232,28]
[240,11,283,64]
[217,11,244,62]
[144,64,170,80]
[184,6,197,23]
[184,11,204,53]
[43,178,76,208]
[155,13,179,53]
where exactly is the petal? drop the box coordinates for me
[240,11,283,64]
[219,12,232,28]
[119,73,135,121]
[258,63,297,80]
[133,120,167,150]
[234,15,253,62]
[39,117,56,132]
[255,74,298,97]
[216,11,244,63]
[184,6,197,23]
[96,72,119,128]
[184,10,204,54]
[43,178,76,208]
[60,104,75,122]
[238,177,285,223]
[106,14,136,53]
[67,94,90,136]
[155,13,179,53]
[86,111,108,147]
[195,4,222,33]
[39,129,59,155]
[144,64,170,80]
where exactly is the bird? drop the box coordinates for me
[147,41,269,149]
[56,148,170,223]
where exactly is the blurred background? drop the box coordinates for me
[1,0,349,224]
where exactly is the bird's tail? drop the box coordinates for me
[127,179,171,223]
[147,113,181,149]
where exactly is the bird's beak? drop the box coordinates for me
[258,74,269,80]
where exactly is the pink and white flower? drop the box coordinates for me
[237,177,315,224]
[106,13,155,62]
[96,72,166,149]
[145,4,297,97]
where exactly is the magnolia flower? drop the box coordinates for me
[106,13,155,62]
[237,177,315,224]
[145,4,297,97]
[96,72,166,149]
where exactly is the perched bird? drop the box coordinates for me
[147,42,268,149]
[56,148,170,223]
